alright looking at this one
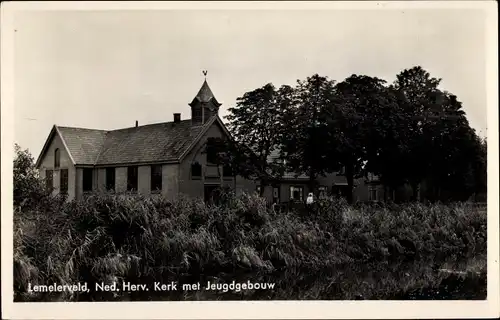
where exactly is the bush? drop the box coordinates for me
[13,144,54,211]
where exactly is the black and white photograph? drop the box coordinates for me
[1,1,498,319]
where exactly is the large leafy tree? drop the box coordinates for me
[329,74,396,203]
[392,66,443,200]
[423,92,486,201]
[392,66,485,202]
[280,74,338,191]
[214,83,290,195]
[359,85,408,200]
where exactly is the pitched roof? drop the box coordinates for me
[57,127,107,165]
[95,119,205,165]
[191,80,221,106]
[38,117,222,167]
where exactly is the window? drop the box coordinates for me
[192,107,202,122]
[60,169,68,194]
[223,165,233,177]
[273,187,279,198]
[45,169,53,190]
[318,186,327,198]
[369,187,378,201]
[127,166,138,191]
[151,165,162,192]
[106,168,115,191]
[273,187,280,203]
[54,149,60,168]
[206,138,218,164]
[191,162,202,178]
[83,168,93,192]
[290,186,304,201]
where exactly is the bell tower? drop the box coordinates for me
[189,71,221,126]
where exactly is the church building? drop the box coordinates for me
[35,77,386,203]
[35,78,256,202]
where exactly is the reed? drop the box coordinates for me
[13,192,486,301]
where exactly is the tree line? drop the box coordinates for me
[212,66,487,204]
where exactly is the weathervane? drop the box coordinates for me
[202,70,208,79]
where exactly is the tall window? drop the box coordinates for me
[192,107,203,123]
[369,186,378,201]
[206,138,218,164]
[60,169,68,194]
[290,186,304,201]
[273,187,280,203]
[191,162,202,178]
[127,166,138,191]
[106,168,115,191]
[45,169,53,190]
[223,165,233,177]
[83,168,93,192]
[151,165,162,192]
[54,148,60,168]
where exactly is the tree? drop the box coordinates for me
[14,144,50,210]
[392,66,444,200]
[217,83,290,195]
[360,85,408,200]
[280,74,338,192]
[391,66,485,202]
[329,74,395,203]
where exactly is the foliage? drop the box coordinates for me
[279,74,338,190]
[328,74,398,203]
[13,144,53,210]
[14,191,486,301]
[214,83,292,194]
[390,67,486,201]
[221,65,487,203]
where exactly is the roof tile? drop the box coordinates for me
[57,119,209,165]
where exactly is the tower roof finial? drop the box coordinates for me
[189,73,221,107]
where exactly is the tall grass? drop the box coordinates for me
[13,193,486,301]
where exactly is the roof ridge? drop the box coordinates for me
[107,119,192,132]
[57,125,108,132]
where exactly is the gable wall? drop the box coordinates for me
[179,120,256,199]
[38,131,76,200]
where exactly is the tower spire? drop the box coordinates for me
[189,72,221,126]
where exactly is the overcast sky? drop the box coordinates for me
[12,7,488,158]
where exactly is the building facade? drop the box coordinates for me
[35,79,382,203]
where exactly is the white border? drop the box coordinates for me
[1,1,498,319]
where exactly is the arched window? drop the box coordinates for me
[54,148,60,168]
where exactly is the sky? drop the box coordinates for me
[12,7,489,159]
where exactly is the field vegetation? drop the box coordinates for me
[14,188,486,301]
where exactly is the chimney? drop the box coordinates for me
[135,120,138,128]
[173,113,181,123]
